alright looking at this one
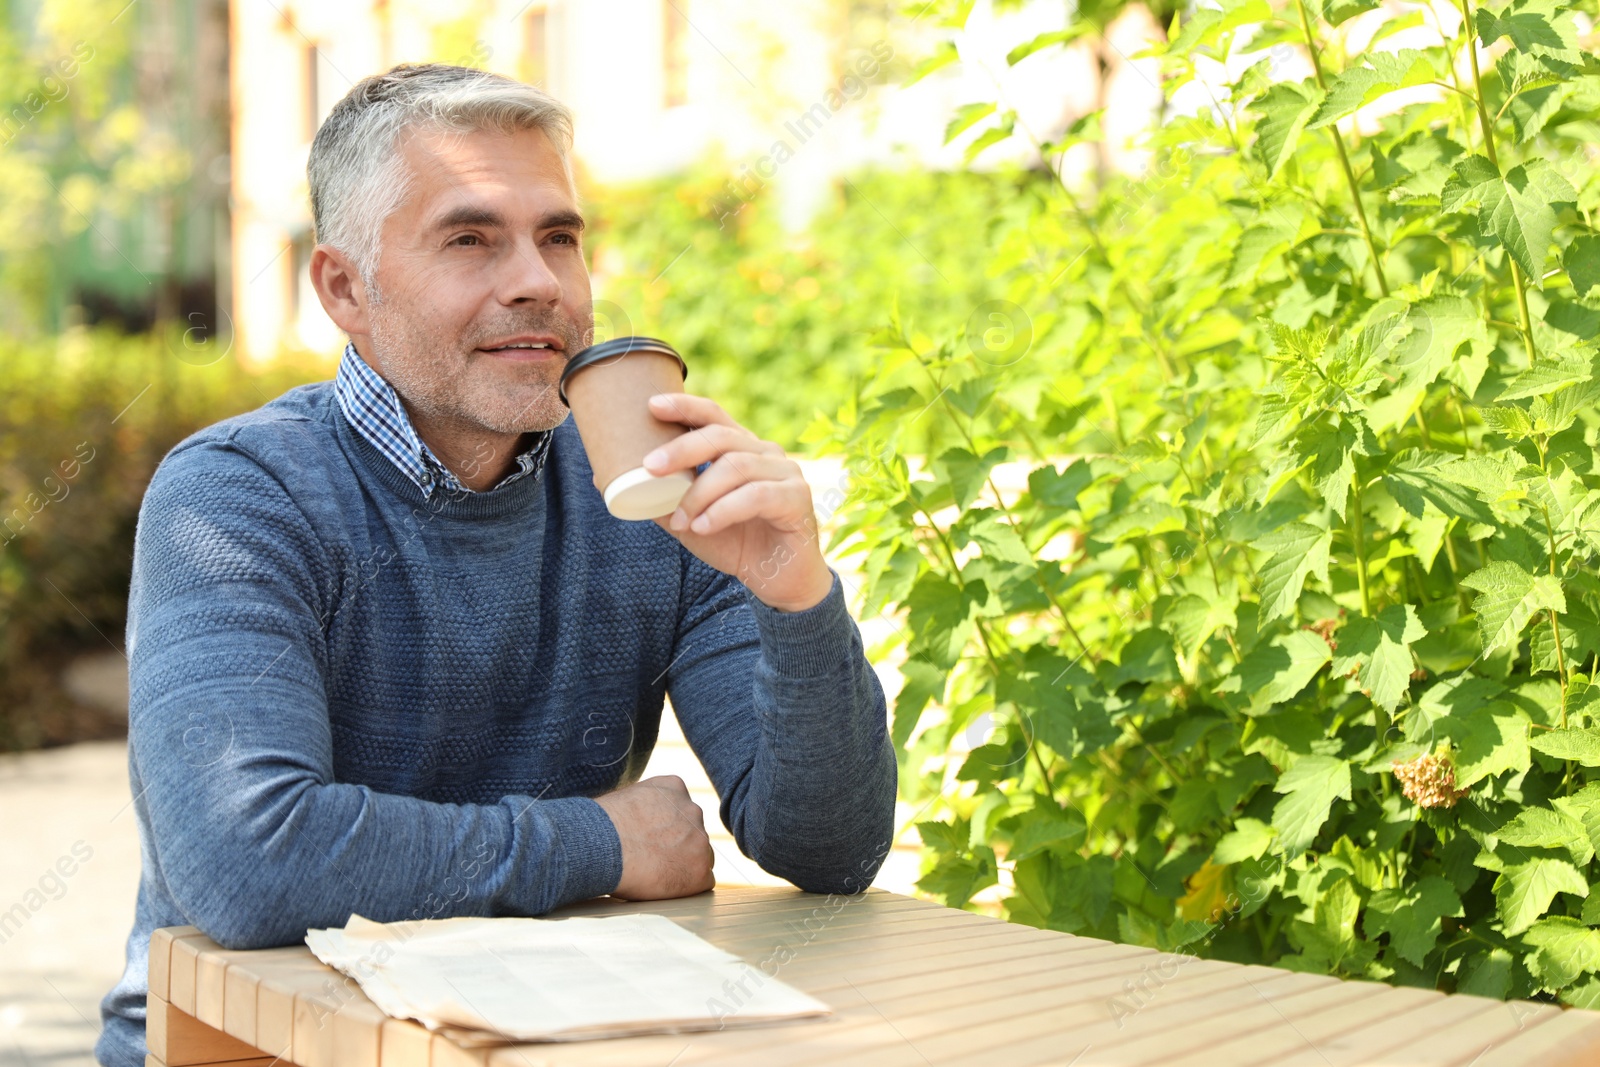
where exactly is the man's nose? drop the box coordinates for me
[498,240,561,306]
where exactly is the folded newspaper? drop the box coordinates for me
[305,912,832,1044]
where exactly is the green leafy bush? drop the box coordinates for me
[812,0,1600,1004]
[0,331,320,749]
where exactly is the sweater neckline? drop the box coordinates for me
[333,397,551,521]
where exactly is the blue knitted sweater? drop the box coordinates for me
[95,381,896,1067]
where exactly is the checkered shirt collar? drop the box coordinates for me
[333,341,552,499]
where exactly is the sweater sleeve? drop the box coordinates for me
[663,553,897,894]
[127,437,621,950]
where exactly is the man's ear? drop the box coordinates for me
[309,244,372,336]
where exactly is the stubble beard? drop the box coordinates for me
[366,296,586,435]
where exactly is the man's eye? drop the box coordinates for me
[452,234,481,246]
[550,232,578,245]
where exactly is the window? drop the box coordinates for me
[663,0,688,108]
[521,7,548,88]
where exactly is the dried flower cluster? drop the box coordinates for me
[1305,618,1340,652]
[1391,753,1470,809]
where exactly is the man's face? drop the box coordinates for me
[362,124,591,435]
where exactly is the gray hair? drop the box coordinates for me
[307,63,575,299]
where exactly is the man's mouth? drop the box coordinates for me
[477,335,564,360]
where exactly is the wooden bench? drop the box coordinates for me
[144,884,1600,1067]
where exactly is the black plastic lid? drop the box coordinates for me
[558,336,687,407]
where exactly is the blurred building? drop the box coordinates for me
[227,0,1153,363]
[17,0,233,337]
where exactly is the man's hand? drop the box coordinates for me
[593,775,716,901]
[643,392,834,613]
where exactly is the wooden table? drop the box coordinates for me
[145,885,1600,1067]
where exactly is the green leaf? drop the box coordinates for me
[1508,82,1569,144]
[1254,522,1333,621]
[1028,460,1093,511]
[1476,0,1581,61]
[1271,755,1352,855]
[1559,785,1600,863]
[1566,235,1600,298]
[1366,297,1495,432]
[944,102,997,144]
[1530,727,1600,767]
[964,119,1015,163]
[915,818,966,853]
[1461,561,1566,655]
[1498,351,1595,401]
[1251,82,1323,179]
[1566,978,1600,1010]
[1364,876,1463,966]
[999,648,1117,761]
[1308,50,1435,130]
[1323,0,1378,25]
[1299,419,1371,520]
[893,658,946,749]
[1331,604,1427,712]
[1006,26,1092,65]
[959,510,1035,567]
[1523,917,1600,989]
[904,41,959,86]
[1292,876,1369,970]
[1528,379,1600,436]
[1441,155,1579,279]
[1225,223,1296,288]
[915,848,998,909]
[1111,628,1180,688]
[1167,7,1223,54]
[1381,450,1497,525]
[1482,405,1537,439]
[1219,629,1333,714]
[1458,947,1517,997]
[1213,817,1275,864]
[1498,805,1594,864]
[1494,856,1588,935]
[936,445,1008,512]
[1166,593,1239,658]
[1006,804,1088,862]
[905,572,976,670]
[1452,702,1532,787]
[1437,451,1521,501]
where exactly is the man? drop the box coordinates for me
[96,63,896,1067]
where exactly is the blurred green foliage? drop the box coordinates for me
[0,332,321,749]
[589,166,1041,445]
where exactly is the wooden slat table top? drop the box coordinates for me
[145,885,1600,1067]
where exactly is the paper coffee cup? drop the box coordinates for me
[559,337,692,521]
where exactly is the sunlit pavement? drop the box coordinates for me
[0,740,140,1067]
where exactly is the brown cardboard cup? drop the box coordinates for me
[559,337,692,521]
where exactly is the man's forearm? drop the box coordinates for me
[670,569,898,893]
[134,673,622,949]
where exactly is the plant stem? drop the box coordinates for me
[1455,0,1539,365]
[1541,500,1570,724]
[1443,527,1470,611]
[1413,407,1433,448]
[920,357,1098,660]
[1292,0,1391,298]
[1551,610,1570,729]
[1031,744,1057,798]
[1349,472,1373,617]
